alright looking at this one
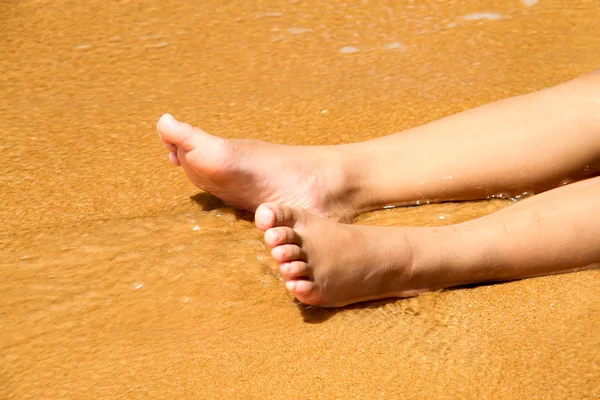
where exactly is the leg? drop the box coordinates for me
[349,69,600,209]
[158,69,600,218]
[255,176,600,307]
[438,175,600,287]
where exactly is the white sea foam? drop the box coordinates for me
[522,0,539,7]
[462,13,504,21]
[340,46,360,54]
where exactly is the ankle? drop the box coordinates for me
[332,144,384,215]
[402,226,456,293]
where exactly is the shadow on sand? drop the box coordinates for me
[297,298,405,324]
[190,192,254,222]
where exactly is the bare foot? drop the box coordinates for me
[254,202,436,307]
[157,114,362,221]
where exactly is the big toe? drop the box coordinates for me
[255,203,306,231]
[157,113,206,151]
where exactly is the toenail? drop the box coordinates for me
[268,231,279,242]
[257,207,275,224]
[162,113,178,128]
[285,281,297,292]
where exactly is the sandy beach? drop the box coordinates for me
[1,0,599,398]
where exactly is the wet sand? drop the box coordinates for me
[1,0,599,398]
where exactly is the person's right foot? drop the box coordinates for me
[254,203,432,307]
[157,113,363,221]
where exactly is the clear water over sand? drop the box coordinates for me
[1,0,599,398]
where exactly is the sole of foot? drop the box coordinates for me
[157,113,364,222]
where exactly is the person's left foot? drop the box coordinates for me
[255,203,428,307]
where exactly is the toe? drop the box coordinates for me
[264,227,300,247]
[279,261,309,279]
[285,280,314,296]
[157,113,207,152]
[271,244,305,262]
[164,142,177,152]
[255,204,277,231]
[255,203,306,230]
[169,152,181,166]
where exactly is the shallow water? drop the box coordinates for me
[1,0,599,398]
